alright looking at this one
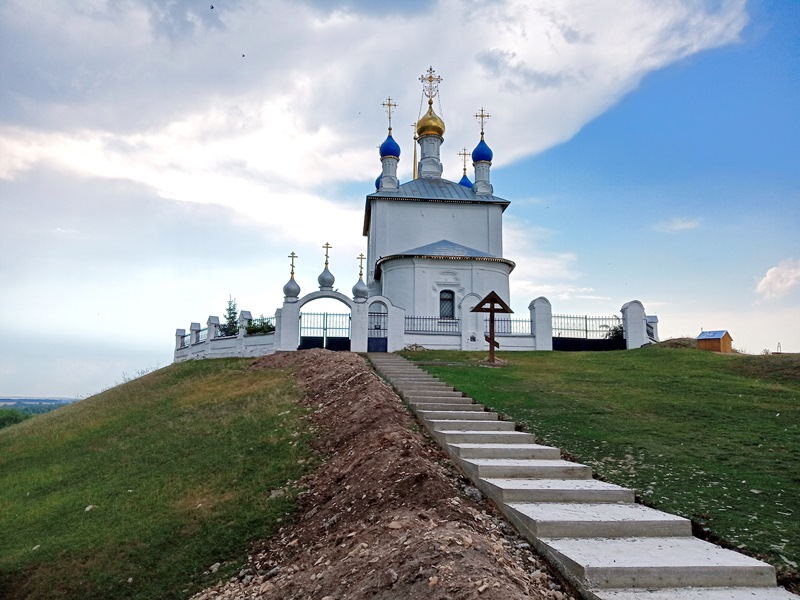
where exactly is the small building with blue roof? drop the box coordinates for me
[697,330,733,353]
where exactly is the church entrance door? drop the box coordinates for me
[298,312,351,351]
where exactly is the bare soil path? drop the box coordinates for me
[192,349,578,600]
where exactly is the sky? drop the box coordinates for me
[1,0,798,397]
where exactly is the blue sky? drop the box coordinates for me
[1,0,798,397]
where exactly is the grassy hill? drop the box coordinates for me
[0,358,314,600]
[402,345,800,581]
[2,347,797,598]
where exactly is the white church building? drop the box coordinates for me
[174,69,658,361]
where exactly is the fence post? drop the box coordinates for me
[529,297,553,351]
[621,300,649,349]
[238,311,252,339]
[207,316,220,339]
[190,322,202,344]
[175,329,186,351]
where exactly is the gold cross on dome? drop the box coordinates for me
[458,147,470,174]
[322,242,332,267]
[381,96,397,129]
[288,251,298,276]
[357,253,366,278]
[419,66,442,101]
[474,107,491,136]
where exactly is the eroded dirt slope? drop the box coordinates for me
[193,349,576,600]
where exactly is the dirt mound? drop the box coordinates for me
[655,337,697,349]
[193,349,575,600]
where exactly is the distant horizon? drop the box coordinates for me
[0,397,77,403]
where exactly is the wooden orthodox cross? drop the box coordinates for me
[470,291,513,364]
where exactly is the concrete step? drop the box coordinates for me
[410,402,485,411]
[397,383,456,391]
[406,395,476,404]
[449,443,560,460]
[507,502,692,539]
[459,458,592,480]
[400,389,464,398]
[436,430,538,444]
[429,419,516,432]
[417,410,498,421]
[592,587,798,599]
[481,478,636,504]
[541,536,778,590]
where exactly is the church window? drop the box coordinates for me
[439,290,455,319]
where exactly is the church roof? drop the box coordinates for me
[364,177,509,235]
[369,177,508,203]
[396,239,497,259]
[374,239,515,279]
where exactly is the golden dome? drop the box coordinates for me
[416,102,445,138]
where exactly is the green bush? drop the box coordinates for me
[245,316,275,335]
[0,408,28,430]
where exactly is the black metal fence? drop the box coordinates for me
[484,318,532,336]
[552,314,621,340]
[404,316,461,334]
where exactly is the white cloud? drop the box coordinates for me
[756,258,800,299]
[653,217,701,233]
[0,0,749,189]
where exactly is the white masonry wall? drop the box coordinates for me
[380,257,512,317]
[366,199,505,287]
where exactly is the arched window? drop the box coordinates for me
[439,290,455,319]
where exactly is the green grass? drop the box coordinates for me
[0,358,314,600]
[403,347,800,574]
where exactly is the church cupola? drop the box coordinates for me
[472,107,493,196]
[416,67,445,179]
[352,253,368,302]
[283,251,301,302]
[377,97,400,192]
[317,242,335,291]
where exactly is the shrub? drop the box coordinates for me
[246,316,276,335]
[0,408,29,430]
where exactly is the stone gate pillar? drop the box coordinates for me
[529,297,553,351]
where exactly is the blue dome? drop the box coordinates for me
[379,133,401,158]
[375,174,382,190]
[472,138,493,163]
[458,173,473,188]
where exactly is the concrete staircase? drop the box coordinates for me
[367,353,795,600]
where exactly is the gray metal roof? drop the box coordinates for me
[395,239,498,259]
[374,238,516,279]
[368,177,509,205]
